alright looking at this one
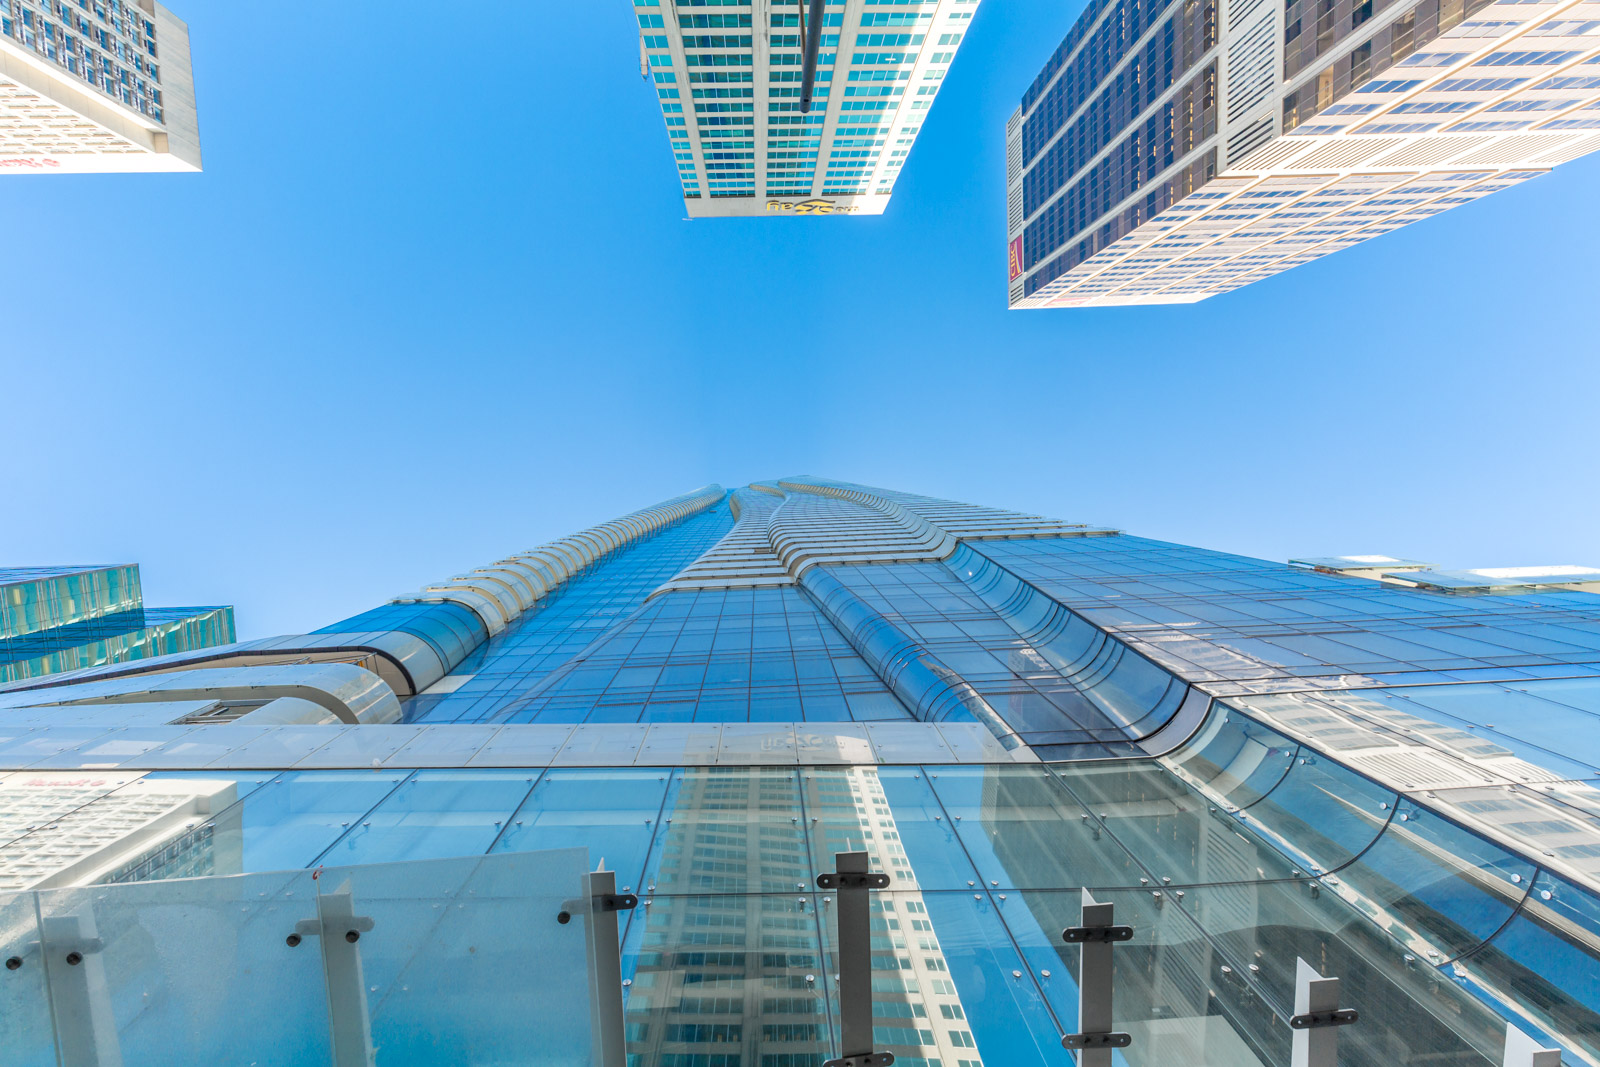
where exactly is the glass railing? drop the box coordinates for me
[1,848,603,1066]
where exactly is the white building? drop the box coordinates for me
[0,0,199,174]
[634,0,980,218]
[1008,0,1600,307]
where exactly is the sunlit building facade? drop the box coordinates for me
[0,0,199,174]
[4,480,1600,1066]
[1007,0,1600,307]
[633,0,981,217]
[0,564,233,684]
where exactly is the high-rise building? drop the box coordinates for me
[1006,0,1600,307]
[4,480,1600,1066]
[634,0,981,217]
[0,564,233,684]
[0,0,199,174]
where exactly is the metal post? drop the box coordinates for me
[816,851,893,1067]
[288,880,376,1067]
[1504,1024,1562,1067]
[1290,958,1358,1067]
[1061,890,1132,1065]
[584,869,635,1067]
[799,0,826,113]
[41,912,122,1067]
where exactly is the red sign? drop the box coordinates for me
[1008,236,1024,281]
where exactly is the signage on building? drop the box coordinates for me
[766,198,860,216]
[1008,236,1025,281]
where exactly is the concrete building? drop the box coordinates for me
[1008,0,1600,306]
[634,0,981,217]
[0,0,199,174]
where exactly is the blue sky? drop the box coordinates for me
[3,0,1597,639]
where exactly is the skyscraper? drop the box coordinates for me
[634,0,981,217]
[0,0,199,174]
[4,480,1600,1066]
[1006,0,1600,307]
[0,564,233,684]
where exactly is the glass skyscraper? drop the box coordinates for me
[635,0,980,217]
[0,564,233,685]
[1006,0,1600,307]
[3,480,1600,1066]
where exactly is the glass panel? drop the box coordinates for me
[810,766,981,892]
[1175,880,1506,1067]
[819,890,1068,1066]
[1460,870,1600,1064]
[0,890,57,1067]
[325,770,537,866]
[920,765,1148,890]
[1319,802,1535,961]
[313,848,593,1064]
[1051,761,1302,885]
[210,770,410,871]
[621,890,831,1065]
[1161,710,1298,809]
[1004,889,1280,1066]
[648,768,809,894]
[33,869,334,1062]
[496,768,671,895]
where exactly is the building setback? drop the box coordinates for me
[635,0,980,217]
[4,480,1600,1064]
[0,0,199,174]
[1007,0,1600,307]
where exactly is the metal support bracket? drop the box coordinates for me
[819,851,894,1067]
[1291,958,1356,1067]
[1061,890,1132,1066]
[558,890,638,925]
[1062,1032,1133,1049]
[1062,924,1133,945]
[1290,1009,1359,1030]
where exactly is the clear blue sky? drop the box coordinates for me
[4,0,1596,640]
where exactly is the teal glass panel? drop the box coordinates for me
[30,869,334,1063]
[1460,870,1600,1063]
[1174,880,1507,1067]
[1003,889,1282,1066]
[1050,761,1302,885]
[214,770,409,871]
[1318,802,1535,961]
[648,767,810,894]
[867,766,988,890]
[621,890,830,1066]
[0,889,57,1067]
[819,890,1070,1066]
[312,849,593,1064]
[494,768,670,894]
[920,765,1149,890]
[320,770,538,866]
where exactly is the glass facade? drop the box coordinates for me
[0,564,234,684]
[1008,0,1600,307]
[635,0,983,217]
[2,480,1598,1066]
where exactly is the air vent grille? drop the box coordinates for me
[1225,17,1279,124]
[1370,134,1492,167]
[1290,136,1405,169]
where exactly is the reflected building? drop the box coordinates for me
[4,479,1600,1066]
[0,0,200,174]
[1007,0,1600,307]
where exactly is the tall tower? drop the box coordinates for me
[0,0,200,174]
[634,0,981,217]
[1007,0,1600,307]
